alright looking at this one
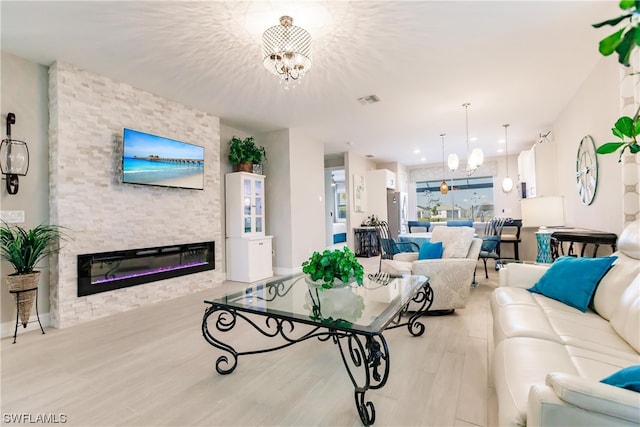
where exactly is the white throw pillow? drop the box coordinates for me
[430,226,475,258]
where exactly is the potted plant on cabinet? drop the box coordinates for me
[228,136,267,173]
[0,222,68,327]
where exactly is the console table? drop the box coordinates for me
[550,230,617,260]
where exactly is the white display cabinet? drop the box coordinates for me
[225,172,273,283]
[226,172,265,237]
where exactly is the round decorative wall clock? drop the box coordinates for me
[576,135,598,205]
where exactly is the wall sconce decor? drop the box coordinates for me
[0,113,30,194]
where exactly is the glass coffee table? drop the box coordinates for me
[202,273,432,426]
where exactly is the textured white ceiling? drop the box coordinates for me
[1,1,616,166]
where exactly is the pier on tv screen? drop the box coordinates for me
[122,128,204,190]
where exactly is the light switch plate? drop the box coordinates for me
[0,210,25,223]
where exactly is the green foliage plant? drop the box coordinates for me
[0,222,68,275]
[596,116,640,161]
[228,136,267,165]
[301,247,364,289]
[593,0,640,160]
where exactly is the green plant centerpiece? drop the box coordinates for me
[301,247,364,289]
[1,222,68,326]
[593,0,640,160]
[228,136,267,172]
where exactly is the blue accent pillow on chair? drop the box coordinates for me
[601,365,640,392]
[418,241,443,260]
[528,256,617,312]
[481,235,500,252]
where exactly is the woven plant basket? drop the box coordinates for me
[235,162,253,173]
[6,272,40,327]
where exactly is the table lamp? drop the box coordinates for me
[521,196,565,263]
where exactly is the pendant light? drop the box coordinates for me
[447,103,483,176]
[439,133,449,194]
[502,124,514,193]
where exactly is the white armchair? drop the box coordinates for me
[380,226,481,313]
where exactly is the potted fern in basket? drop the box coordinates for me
[0,222,67,327]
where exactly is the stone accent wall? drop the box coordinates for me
[48,61,224,328]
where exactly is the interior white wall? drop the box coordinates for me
[289,128,326,265]
[553,56,622,233]
[517,56,622,262]
[0,53,50,330]
[260,129,291,274]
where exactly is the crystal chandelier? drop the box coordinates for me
[448,103,484,176]
[502,124,514,193]
[262,16,312,89]
[439,133,449,194]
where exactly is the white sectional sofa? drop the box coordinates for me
[490,220,640,426]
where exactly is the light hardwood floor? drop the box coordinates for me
[1,257,500,427]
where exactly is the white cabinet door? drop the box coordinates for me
[226,236,273,283]
[226,172,265,238]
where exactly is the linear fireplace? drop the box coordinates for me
[77,241,215,297]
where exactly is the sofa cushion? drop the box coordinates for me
[593,254,640,320]
[617,220,640,260]
[430,226,475,258]
[417,241,443,260]
[610,275,640,353]
[601,365,640,392]
[528,256,617,312]
[494,337,579,427]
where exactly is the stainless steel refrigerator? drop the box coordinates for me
[387,191,408,239]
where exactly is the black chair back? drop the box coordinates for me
[374,221,420,271]
[374,221,396,261]
[478,218,506,279]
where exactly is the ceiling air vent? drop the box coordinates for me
[357,95,381,105]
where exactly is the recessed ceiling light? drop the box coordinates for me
[413,149,420,154]
[357,95,381,105]
[470,136,478,142]
[497,148,504,153]
[498,139,505,144]
[420,157,427,161]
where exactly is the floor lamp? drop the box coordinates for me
[521,196,565,264]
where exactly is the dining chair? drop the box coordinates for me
[478,218,506,278]
[407,220,430,233]
[374,221,420,271]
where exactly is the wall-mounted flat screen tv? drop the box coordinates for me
[122,128,204,190]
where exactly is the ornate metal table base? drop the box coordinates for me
[201,279,433,426]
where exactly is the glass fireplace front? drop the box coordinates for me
[77,241,215,297]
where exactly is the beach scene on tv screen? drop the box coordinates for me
[123,129,204,190]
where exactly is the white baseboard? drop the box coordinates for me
[273,266,303,276]
[1,313,51,339]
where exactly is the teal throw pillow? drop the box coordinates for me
[601,365,640,392]
[527,256,617,312]
[418,241,443,260]
[481,235,500,252]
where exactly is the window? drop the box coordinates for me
[416,176,494,222]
